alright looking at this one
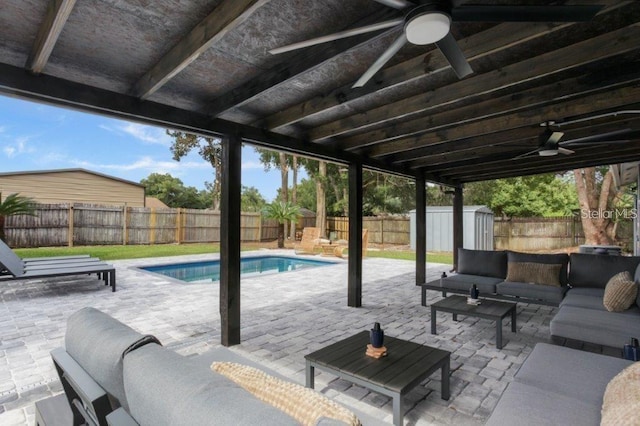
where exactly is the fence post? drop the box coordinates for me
[68,205,74,247]
[176,208,182,244]
[381,217,385,248]
[122,203,128,245]
[150,208,156,245]
[258,214,263,242]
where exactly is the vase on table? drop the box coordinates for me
[370,322,384,348]
[469,284,479,300]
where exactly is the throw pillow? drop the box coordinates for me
[601,362,640,425]
[212,362,361,426]
[505,262,562,286]
[603,271,638,312]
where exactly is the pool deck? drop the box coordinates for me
[0,249,556,425]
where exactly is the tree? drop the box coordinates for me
[140,173,206,208]
[255,148,292,239]
[573,167,624,245]
[241,186,267,212]
[262,201,300,248]
[0,192,37,242]
[167,131,222,210]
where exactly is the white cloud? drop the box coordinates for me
[3,136,34,158]
[242,161,264,170]
[100,122,172,146]
[70,156,209,174]
[3,146,15,157]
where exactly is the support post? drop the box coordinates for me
[415,172,426,285]
[453,185,464,271]
[348,162,363,307]
[220,134,242,346]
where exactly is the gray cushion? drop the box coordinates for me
[507,251,569,285]
[550,305,640,348]
[560,290,607,310]
[457,248,507,278]
[635,262,640,308]
[568,253,640,288]
[515,343,632,406]
[485,381,600,426]
[65,307,160,410]
[566,287,606,297]
[123,344,299,426]
[440,274,502,294]
[496,281,567,303]
[0,238,25,276]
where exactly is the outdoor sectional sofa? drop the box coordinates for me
[40,307,385,426]
[423,248,640,353]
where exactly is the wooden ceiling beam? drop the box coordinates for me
[208,8,400,117]
[132,0,268,100]
[309,23,640,142]
[25,0,77,74]
[368,86,640,159]
[339,65,640,151]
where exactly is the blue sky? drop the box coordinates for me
[0,95,300,201]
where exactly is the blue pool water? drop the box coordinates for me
[141,256,333,283]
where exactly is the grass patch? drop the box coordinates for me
[368,250,453,264]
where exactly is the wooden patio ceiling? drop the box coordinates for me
[0,1,639,185]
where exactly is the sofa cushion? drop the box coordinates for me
[440,274,502,294]
[507,251,569,285]
[603,271,638,312]
[601,362,640,426]
[496,281,566,304]
[457,248,507,279]
[212,362,360,426]
[65,307,160,410]
[560,289,606,310]
[123,344,299,426]
[514,343,632,407]
[485,381,599,426]
[505,262,562,287]
[568,253,640,288]
[550,305,640,349]
[635,262,640,308]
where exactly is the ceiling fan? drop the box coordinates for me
[515,128,640,159]
[269,1,604,88]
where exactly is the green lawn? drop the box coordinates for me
[14,244,453,265]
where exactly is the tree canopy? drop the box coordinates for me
[140,173,208,209]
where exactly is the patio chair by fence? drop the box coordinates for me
[0,239,116,291]
[294,227,324,255]
[334,229,369,259]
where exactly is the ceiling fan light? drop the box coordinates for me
[405,12,450,45]
[538,149,559,157]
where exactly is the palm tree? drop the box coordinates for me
[262,201,300,248]
[0,192,37,243]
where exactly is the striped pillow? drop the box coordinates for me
[601,362,640,425]
[505,262,562,287]
[603,271,638,312]
[212,362,361,426]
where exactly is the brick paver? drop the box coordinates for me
[0,250,556,425]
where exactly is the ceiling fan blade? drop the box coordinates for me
[353,33,407,88]
[269,19,403,54]
[558,147,575,155]
[560,129,640,146]
[451,5,604,23]
[513,148,540,160]
[434,33,473,79]
[547,131,564,144]
[372,0,414,10]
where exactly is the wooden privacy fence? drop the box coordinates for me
[327,216,410,245]
[5,203,281,248]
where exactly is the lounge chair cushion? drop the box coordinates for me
[440,274,502,294]
[496,281,567,303]
[65,307,160,410]
[212,362,360,426]
[507,251,569,285]
[550,305,640,348]
[568,253,640,288]
[123,344,299,426]
[457,248,507,279]
[0,238,25,276]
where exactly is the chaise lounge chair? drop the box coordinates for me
[333,229,369,258]
[293,227,325,255]
[0,240,116,291]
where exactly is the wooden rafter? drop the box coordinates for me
[25,0,77,74]
[132,0,269,100]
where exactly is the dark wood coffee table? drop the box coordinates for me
[305,331,450,426]
[430,295,517,349]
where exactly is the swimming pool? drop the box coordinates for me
[140,255,334,283]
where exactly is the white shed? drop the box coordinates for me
[409,206,494,252]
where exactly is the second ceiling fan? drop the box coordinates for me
[270,1,603,88]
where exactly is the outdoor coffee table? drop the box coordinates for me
[430,295,517,349]
[305,331,450,426]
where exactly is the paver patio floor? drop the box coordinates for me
[0,250,556,425]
